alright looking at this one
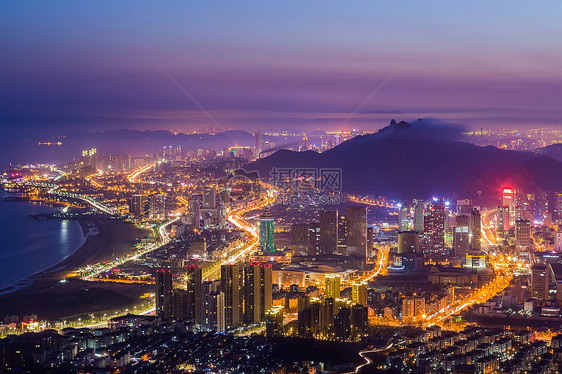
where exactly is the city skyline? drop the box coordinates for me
[4,2,562,372]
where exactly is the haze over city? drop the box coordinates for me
[3,2,562,374]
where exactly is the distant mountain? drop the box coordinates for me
[248,119,562,202]
[533,144,562,162]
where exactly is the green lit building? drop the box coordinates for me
[259,210,276,252]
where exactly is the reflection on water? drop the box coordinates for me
[0,191,85,289]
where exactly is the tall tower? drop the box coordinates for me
[320,210,339,255]
[260,264,273,320]
[453,215,470,258]
[398,231,419,254]
[325,274,341,299]
[243,264,261,324]
[290,224,309,256]
[531,264,548,301]
[352,282,368,306]
[516,219,531,259]
[398,203,411,231]
[502,188,516,226]
[456,199,473,215]
[128,194,145,215]
[221,264,243,329]
[186,265,202,325]
[155,270,173,319]
[255,131,263,158]
[308,222,321,255]
[471,208,481,251]
[243,263,273,324]
[203,186,216,209]
[187,197,201,229]
[201,280,220,330]
[259,210,276,252]
[413,200,425,234]
[423,198,446,253]
[149,193,166,220]
[497,205,510,233]
[346,206,368,264]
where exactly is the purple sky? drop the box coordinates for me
[2,1,562,135]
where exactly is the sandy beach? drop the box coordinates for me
[0,216,152,320]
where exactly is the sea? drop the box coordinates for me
[0,190,85,293]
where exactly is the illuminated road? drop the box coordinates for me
[350,343,394,374]
[348,195,397,209]
[362,245,390,282]
[202,186,277,281]
[128,163,154,183]
[77,216,180,280]
[424,208,514,327]
[85,169,104,188]
[26,181,117,215]
[480,208,497,246]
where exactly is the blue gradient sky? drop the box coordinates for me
[1,1,562,134]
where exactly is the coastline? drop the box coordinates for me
[0,215,152,320]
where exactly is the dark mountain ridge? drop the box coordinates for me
[248,119,562,202]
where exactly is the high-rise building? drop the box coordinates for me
[531,264,548,301]
[555,192,562,221]
[502,188,516,226]
[187,197,200,228]
[457,199,473,215]
[338,214,347,245]
[244,264,261,324]
[259,210,275,252]
[290,224,309,256]
[334,308,351,341]
[398,203,411,231]
[535,188,549,223]
[322,297,335,336]
[453,215,470,258]
[155,270,173,319]
[149,193,166,220]
[260,264,273,320]
[308,222,321,255]
[201,280,219,329]
[413,200,425,234]
[320,210,339,255]
[221,265,243,329]
[402,296,414,320]
[350,304,368,339]
[265,306,284,337]
[402,295,426,321]
[398,231,419,254]
[207,291,226,332]
[367,226,374,258]
[352,282,367,306]
[172,289,189,319]
[186,265,202,324]
[555,231,562,253]
[346,206,368,262]
[423,198,446,253]
[128,194,145,215]
[203,187,216,209]
[325,274,341,299]
[471,208,481,251]
[515,219,532,258]
[497,205,510,234]
[255,131,263,158]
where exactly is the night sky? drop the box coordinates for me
[2,1,562,135]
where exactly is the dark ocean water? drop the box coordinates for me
[0,190,85,291]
